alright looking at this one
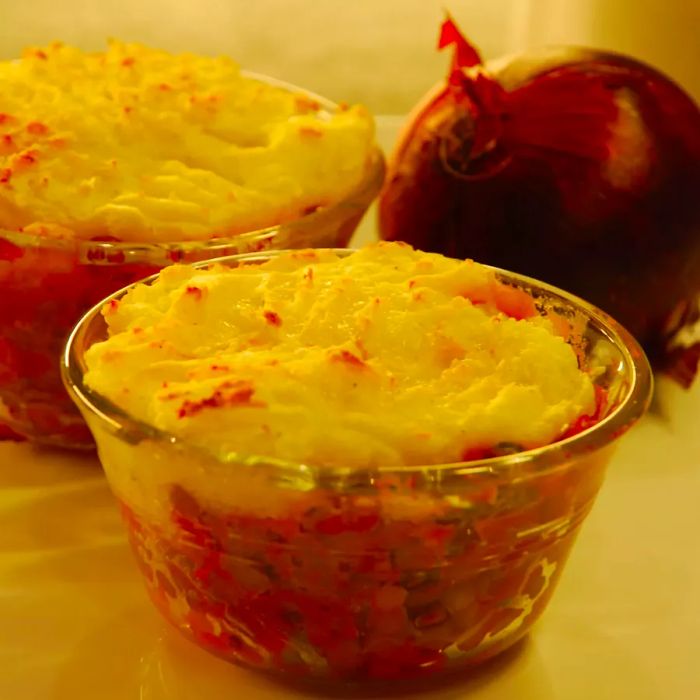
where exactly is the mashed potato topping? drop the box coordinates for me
[0,41,374,242]
[84,243,595,467]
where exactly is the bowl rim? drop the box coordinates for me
[0,70,384,254]
[62,247,653,476]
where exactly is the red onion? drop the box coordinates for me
[379,17,700,386]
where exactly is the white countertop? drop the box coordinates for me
[2,377,698,700]
[1,117,699,699]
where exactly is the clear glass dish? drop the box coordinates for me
[0,78,384,448]
[62,249,651,685]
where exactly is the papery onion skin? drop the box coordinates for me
[379,20,700,385]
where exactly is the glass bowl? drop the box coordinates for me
[0,79,384,449]
[62,250,651,685]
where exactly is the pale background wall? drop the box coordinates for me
[0,0,697,113]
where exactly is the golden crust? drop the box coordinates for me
[84,243,596,468]
[0,41,374,242]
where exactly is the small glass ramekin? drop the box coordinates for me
[0,80,384,448]
[62,250,651,685]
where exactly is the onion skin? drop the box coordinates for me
[379,22,700,385]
